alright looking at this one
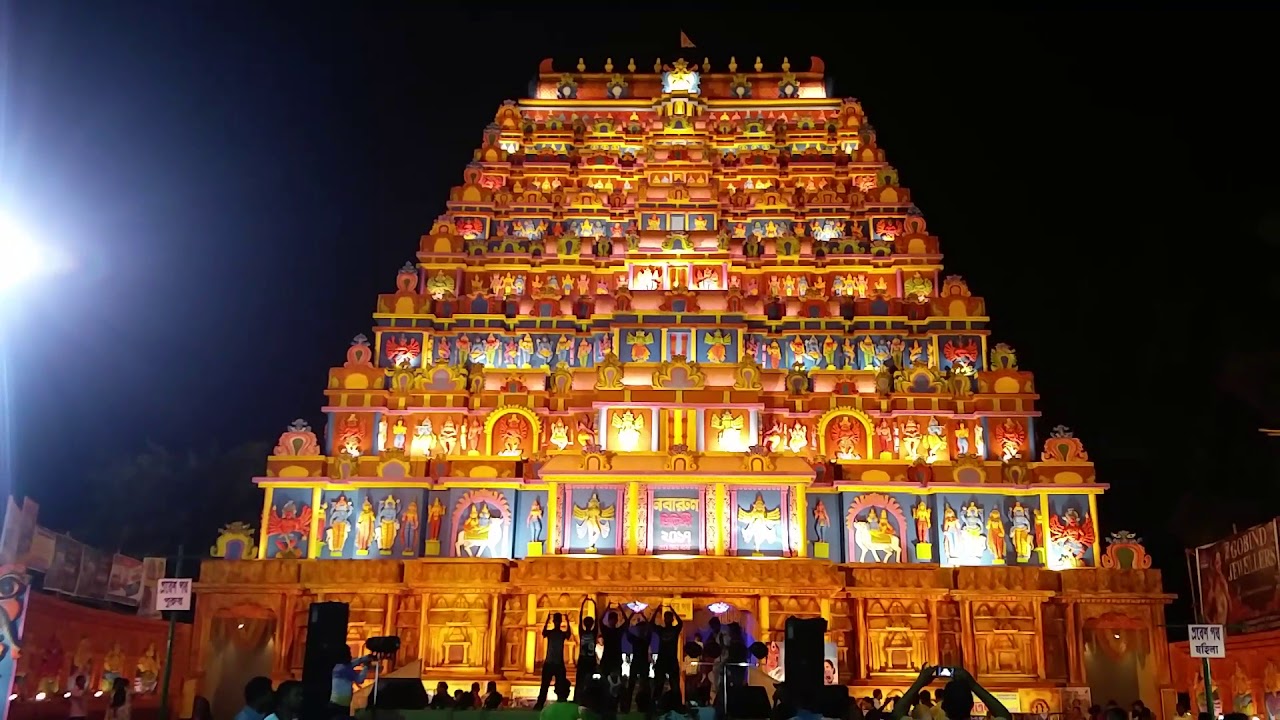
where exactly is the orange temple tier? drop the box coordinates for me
[195,55,1175,714]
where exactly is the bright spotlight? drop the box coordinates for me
[0,212,65,294]
[34,691,46,701]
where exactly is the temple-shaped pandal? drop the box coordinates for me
[196,55,1175,712]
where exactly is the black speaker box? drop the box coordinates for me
[727,685,772,718]
[370,677,431,710]
[817,684,850,719]
[301,601,350,718]
[783,616,827,694]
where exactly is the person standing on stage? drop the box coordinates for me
[535,612,571,710]
[575,600,599,701]
[652,605,684,705]
[598,603,629,682]
[622,606,658,712]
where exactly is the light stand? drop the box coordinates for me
[364,635,402,720]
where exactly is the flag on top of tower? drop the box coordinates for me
[680,31,695,48]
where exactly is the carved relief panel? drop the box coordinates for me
[1042,601,1068,680]
[424,594,492,669]
[498,594,526,673]
[394,593,423,665]
[970,600,1038,678]
[865,598,930,676]
[936,599,963,669]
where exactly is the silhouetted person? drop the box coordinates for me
[429,682,451,709]
[483,681,504,710]
[576,600,599,701]
[600,604,628,679]
[622,607,657,712]
[653,606,684,705]
[265,681,302,720]
[536,612,571,709]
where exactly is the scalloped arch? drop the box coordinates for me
[815,406,874,459]
[483,405,543,455]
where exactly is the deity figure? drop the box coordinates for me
[355,498,376,555]
[912,500,932,543]
[573,491,616,552]
[325,494,354,553]
[940,504,960,560]
[898,418,922,461]
[549,419,571,451]
[439,419,459,455]
[738,493,782,552]
[987,508,1006,561]
[376,495,401,554]
[71,637,93,686]
[704,329,732,364]
[1232,665,1256,717]
[1048,508,1096,568]
[1009,502,1034,562]
[426,496,445,542]
[954,421,970,455]
[400,500,420,551]
[975,424,986,457]
[832,415,862,460]
[338,414,363,457]
[997,418,1026,460]
[576,415,598,447]
[787,421,809,454]
[874,419,894,458]
[626,330,655,362]
[527,498,544,543]
[812,500,830,543]
[498,414,528,456]
[136,643,160,693]
[376,418,388,452]
[388,417,408,451]
[711,410,745,451]
[467,418,482,453]
[612,409,644,451]
[101,643,125,692]
[857,336,877,369]
[410,418,436,457]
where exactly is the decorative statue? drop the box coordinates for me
[786,421,808,454]
[136,643,160,693]
[1048,507,1096,568]
[954,421,970,455]
[528,498,544,543]
[467,418,483,453]
[498,414,528,456]
[710,410,745,451]
[986,508,1006,561]
[426,496,445,542]
[439,419,459,455]
[612,410,644,451]
[549,419,571,451]
[572,491,615,552]
[832,415,862,460]
[400,500,420,551]
[390,418,408,450]
[737,492,781,552]
[355,497,376,555]
[456,501,504,557]
[912,500,932,542]
[411,418,436,456]
[376,418,388,452]
[325,494,354,553]
[376,496,401,554]
[1009,501,1034,562]
[812,500,830,543]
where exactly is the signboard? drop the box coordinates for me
[156,577,192,612]
[1196,518,1280,633]
[649,490,702,554]
[1189,624,1227,658]
[757,640,839,685]
[973,692,1022,716]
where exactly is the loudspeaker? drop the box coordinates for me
[817,684,850,719]
[370,678,430,710]
[784,616,827,694]
[727,685,771,718]
[301,601,350,718]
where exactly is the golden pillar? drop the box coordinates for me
[1033,600,1046,680]
[308,486,323,558]
[524,592,539,675]
[758,595,771,642]
[1065,600,1083,684]
[626,481,640,554]
[794,484,809,558]
[418,592,432,668]
[547,483,560,554]
[1088,493,1102,565]
[487,594,502,674]
[927,598,940,666]
[713,483,727,555]
[820,597,831,625]
[258,487,274,559]
[958,600,977,679]
[853,597,869,679]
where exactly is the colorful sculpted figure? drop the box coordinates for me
[439,419,459,455]
[1048,507,1096,568]
[136,643,160,693]
[101,643,125,692]
[954,421,970,455]
[1009,502,1034,562]
[576,339,592,367]
[940,503,959,560]
[857,336,877,369]
[987,508,1006,561]
[787,421,809,454]
[912,500,932,543]
[391,418,408,451]
[549,419,571,451]
[874,419,894,457]
[411,418,436,457]
[898,418,921,461]
[1232,665,1256,716]
[376,496,401,554]
[573,491,615,552]
[626,330,655,362]
[376,418,388,452]
[326,494,354,553]
[789,336,805,363]
[737,493,782,552]
[821,336,838,368]
[355,497,376,555]
[832,415,862,460]
[812,500,830,543]
[426,496,444,542]
[576,415,598,448]
[612,409,644,451]
[527,498,544,543]
[762,421,785,453]
[996,418,1026,460]
[851,508,902,562]
[704,329,732,364]
[467,418,482,453]
[338,414,363,457]
[498,414,529,456]
[518,333,535,368]
[400,500,420,552]
[456,502,503,557]
[710,410,745,451]
[766,340,782,369]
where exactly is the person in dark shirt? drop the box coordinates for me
[653,605,684,706]
[599,604,628,679]
[483,681,504,710]
[622,607,657,712]
[576,600,599,702]
[429,682,452,709]
[536,612,571,710]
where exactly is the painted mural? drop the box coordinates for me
[447,489,514,559]
[732,488,787,557]
[844,493,907,564]
[263,488,313,559]
[566,487,622,555]
[648,488,703,555]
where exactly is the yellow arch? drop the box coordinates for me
[483,405,543,456]
[815,407,875,460]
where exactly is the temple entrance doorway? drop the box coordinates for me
[205,607,276,719]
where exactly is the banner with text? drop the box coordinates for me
[649,490,702,554]
[107,554,144,606]
[1196,518,1280,634]
[43,534,84,595]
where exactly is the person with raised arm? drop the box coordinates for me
[599,602,630,684]
[535,612,571,710]
[576,599,600,701]
[622,606,658,712]
[652,604,685,705]
[891,665,1010,720]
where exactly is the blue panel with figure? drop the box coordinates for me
[318,489,362,559]
[264,487,314,559]
[841,492,913,564]
[731,488,788,557]
[565,486,624,555]
[514,490,549,559]
[935,493,1012,567]
[1046,494,1097,569]
[363,488,425,558]
[445,487,516,559]
[807,493,843,562]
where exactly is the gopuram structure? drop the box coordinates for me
[196,55,1175,713]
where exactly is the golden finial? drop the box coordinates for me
[754,56,763,72]
[605,57,614,73]
[577,57,586,72]
[703,57,710,72]
[654,58,663,73]
[782,57,791,72]
[627,57,636,72]
[729,56,738,72]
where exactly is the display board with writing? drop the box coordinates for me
[648,489,704,554]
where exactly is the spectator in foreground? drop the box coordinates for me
[892,666,1010,720]
[483,680,504,709]
[538,679,578,720]
[105,677,131,720]
[265,680,302,720]
[454,689,472,709]
[234,676,274,720]
[1172,700,1193,720]
[429,682,452,709]
[329,646,376,718]
[68,675,89,720]
[911,690,944,720]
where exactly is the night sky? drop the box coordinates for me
[3,7,1277,626]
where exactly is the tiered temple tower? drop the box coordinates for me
[196,55,1174,712]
